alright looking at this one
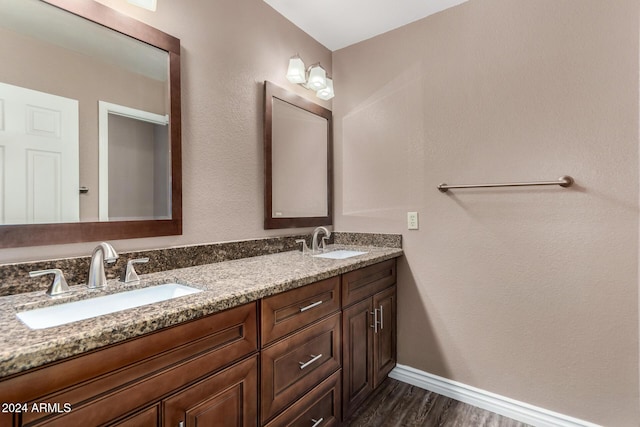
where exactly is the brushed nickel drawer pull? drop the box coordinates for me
[299,354,323,370]
[178,422,184,427]
[379,305,384,330]
[370,309,379,333]
[300,300,323,312]
[311,417,324,427]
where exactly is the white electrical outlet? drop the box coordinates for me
[407,212,419,230]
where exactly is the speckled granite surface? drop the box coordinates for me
[0,244,402,378]
[0,232,400,296]
[333,232,402,248]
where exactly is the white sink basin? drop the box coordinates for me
[16,283,202,330]
[313,250,368,260]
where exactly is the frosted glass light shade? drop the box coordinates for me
[316,78,334,100]
[127,0,157,11]
[286,56,306,84]
[307,65,327,90]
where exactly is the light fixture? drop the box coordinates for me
[316,77,334,100]
[127,0,157,11]
[286,55,306,84]
[306,64,327,91]
[285,55,335,100]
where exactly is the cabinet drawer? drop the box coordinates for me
[341,259,396,307]
[261,276,340,346]
[10,302,257,427]
[264,370,341,427]
[261,313,341,424]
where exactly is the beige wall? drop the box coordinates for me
[333,0,639,425]
[0,0,331,262]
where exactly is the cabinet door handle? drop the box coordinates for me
[370,309,378,333]
[379,305,384,330]
[178,422,184,427]
[299,354,323,370]
[300,300,323,312]
[311,417,324,427]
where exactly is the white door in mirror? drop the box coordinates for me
[0,82,79,225]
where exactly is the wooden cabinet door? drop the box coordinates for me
[373,286,396,388]
[341,297,374,419]
[163,356,258,427]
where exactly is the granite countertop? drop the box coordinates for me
[0,245,402,378]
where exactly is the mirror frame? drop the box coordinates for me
[264,81,332,229]
[0,0,182,249]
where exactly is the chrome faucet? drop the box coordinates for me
[311,226,331,253]
[87,242,119,289]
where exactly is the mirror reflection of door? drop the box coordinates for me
[0,82,79,224]
[98,101,170,221]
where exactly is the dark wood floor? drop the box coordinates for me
[343,378,532,427]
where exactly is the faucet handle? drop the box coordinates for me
[295,239,310,255]
[30,269,71,297]
[120,258,149,283]
[321,236,330,251]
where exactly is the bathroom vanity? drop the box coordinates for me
[0,247,401,426]
[0,303,258,426]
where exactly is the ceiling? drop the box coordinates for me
[263,0,469,51]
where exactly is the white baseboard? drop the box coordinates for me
[389,364,601,427]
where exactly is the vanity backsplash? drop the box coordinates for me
[0,232,401,296]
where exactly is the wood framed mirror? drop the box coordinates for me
[0,0,181,248]
[264,81,332,229]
